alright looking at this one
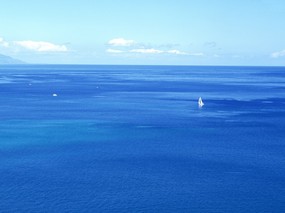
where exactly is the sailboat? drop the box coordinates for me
[198,97,204,107]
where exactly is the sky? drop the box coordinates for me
[1,0,285,65]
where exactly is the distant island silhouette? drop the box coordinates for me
[0,54,25,64]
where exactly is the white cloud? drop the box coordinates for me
[167,50,188,55]
[130,48,203,56]
[108,38,135,47]
[130,48,164,54]
[0,37,9,47]
[271,49,285,58]
[106,48,124,53]
[108,47,202,56]
[14,41,68,52]
[106,38,204,57]
[189,52,204,56]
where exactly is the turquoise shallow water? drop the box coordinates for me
[0,65,285,212]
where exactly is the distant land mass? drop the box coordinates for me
[0,54,25,64]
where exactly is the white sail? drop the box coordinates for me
[198,97,204,107]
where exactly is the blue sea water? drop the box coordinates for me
[0,65,285,212]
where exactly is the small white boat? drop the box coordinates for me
[198,97,204,107]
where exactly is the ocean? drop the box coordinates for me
[0,65,284,212]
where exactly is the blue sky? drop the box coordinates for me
[1,0,285,65]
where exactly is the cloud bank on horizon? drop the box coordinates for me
[1,33,284,65]
[0,37,68,52]
[106,38,195,56]
[14,41,68,52]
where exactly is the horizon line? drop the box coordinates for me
[1,63,285,68]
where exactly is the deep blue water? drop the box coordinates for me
[0,65,285,212]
